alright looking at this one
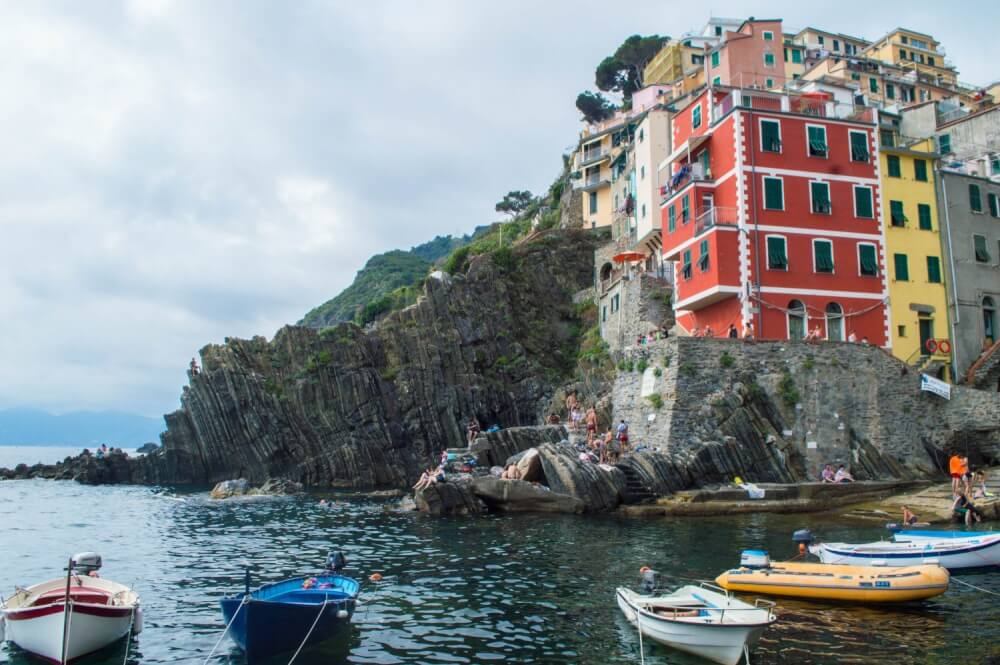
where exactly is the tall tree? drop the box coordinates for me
[575,91,616,124]
[495,190,536,218]
[595,34,669,100]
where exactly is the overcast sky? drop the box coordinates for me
[1,1,996,419]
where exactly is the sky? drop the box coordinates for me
[1,1,997,418]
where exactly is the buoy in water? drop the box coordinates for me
[369,573,383,582]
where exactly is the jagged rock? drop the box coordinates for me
[469,426,565,468]
[414,482,485,516]
[258,478,304,495]
[209,477,303,499]
[210,479,250,499]
[535,442,625,511]
[469,476,583,513]
[515,448,542,481]
[136,443,159,454]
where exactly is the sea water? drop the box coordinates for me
[0,478,997,664]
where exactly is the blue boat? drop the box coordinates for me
[219,553,360,663]
[893,529,997,540]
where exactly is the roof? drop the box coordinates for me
[793,26,871,45]
[937,103,1000,130]
[863,27,939,53]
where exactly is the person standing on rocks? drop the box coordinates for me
[949,451,962,496]
[566,392,578,419]
[585,407,598,444]
[616,420,630,456]
[467,417,481,444]
[727,323,738,339]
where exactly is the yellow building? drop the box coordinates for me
[863,28,957,88]
[571,120,631,229]
[644,39,706,86]
[782,35,806,83]
[879,133,952,378]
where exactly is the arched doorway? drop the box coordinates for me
[600,262,613,282]
[787,300,806,340]
[826,302,844,341]
[984,296,997,345]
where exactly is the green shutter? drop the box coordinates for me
[682,195,690,221]
[815,241,834,272]
[854,187,873,218]
[869,77,878,92]
[711,51,719,67]
[939,134,951,153]
[886,83,895,100]
[970,184,982,212]
[682,249,692,278]
[764,177,783,210]
[918,204,932,230]
[894,253,909,281]
[761,120,781,151]
[767,237,787,269]
[859,245,878,276]
[914,159,928,181]
[699,239,710,271]
[887,154,901,177]
[974,235,991,262]
[890,200,907,226]
[693,105,702,128]
[989,193,1000,218]
[811,182,830,213]
[807,126,827,156]
[792,49,802,64]
[764,53,775,66]
[850,132,869,161]
[926,256,942,283]
[668,205,676,232]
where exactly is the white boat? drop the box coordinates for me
[1,553,141,664]
[615,584,776,665]
[892,529,997,542]
[810,533,1000,570]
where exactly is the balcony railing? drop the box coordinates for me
[579,148,610,167]
[661,163,712,200]
[695,206,739,234]
[711,89,877,125]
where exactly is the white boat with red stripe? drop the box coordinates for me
[0,553,142,664]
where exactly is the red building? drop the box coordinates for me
[659,87,890,345]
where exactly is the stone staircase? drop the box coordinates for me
[967,340,1000,390]
[616,463,658,504]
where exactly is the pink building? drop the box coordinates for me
[706,19,785,89]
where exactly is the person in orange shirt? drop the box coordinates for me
[948,452,962,496]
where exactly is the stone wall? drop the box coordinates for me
[595,243,674,353]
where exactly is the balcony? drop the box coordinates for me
[710,89,877,125]
[578,147,611,168]
[579,173,611,191]
[694,206,739,234]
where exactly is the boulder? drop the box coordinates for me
[258,478,304,495]
[136,443,159,455]
[209,477,302,499]
[414,482,485,516]
[210,479,251,499]
[516,448,543,481]
[535,442,625,511]
[469,476,583,513]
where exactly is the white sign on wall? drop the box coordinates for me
[920,374,951,400]
[640,367,657,397]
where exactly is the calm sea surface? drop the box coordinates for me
[1,477,998,665]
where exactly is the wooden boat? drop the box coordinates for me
[809,533,1000,570]
[0,553,141,664]
[615,584,776,665]
[715,551,948,603]
[219,552,360,663]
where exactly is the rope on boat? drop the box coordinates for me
[61,599,74,665]
[286,597,330,665]
[120,608,136,665]
[202,595,249,665]
[950,577,1000,598]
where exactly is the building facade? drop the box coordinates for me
[706,19,785,89]
[659,87,889,344]
[862,28,957,88]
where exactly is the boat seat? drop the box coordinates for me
[31,588,113,607]
[274,589,351,604]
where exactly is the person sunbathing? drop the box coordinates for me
[413,464,445,491]
[500,464,522,480]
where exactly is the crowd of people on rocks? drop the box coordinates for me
[80,443,127,460]
[947,450,991,525]
[647,321,874,346]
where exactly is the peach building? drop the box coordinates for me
[705,19,785,90]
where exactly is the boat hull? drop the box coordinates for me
[615,587,773,665]
[3,602,136,663]
[812,536,1000,570]
[716,562,948,603]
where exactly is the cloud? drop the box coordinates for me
[0,0,996,416]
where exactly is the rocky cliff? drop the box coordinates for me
[133,230,600,488]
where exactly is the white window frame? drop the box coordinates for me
[763,30,774,41]
[786,300,808,340]
[763,51,776,68]
[857,242,879,277]
[809,180,831,215]
[812,238,835,274]
[853,185,874,219]
[762,175,785,211]
[765,234,788,271]
[825,303,845,341]
[759,118,782,153]
[806,123,828,158]
[848,130,869,162]
[692,104,702,129]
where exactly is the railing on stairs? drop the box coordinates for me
[965,339,1000,386]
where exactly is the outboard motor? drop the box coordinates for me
[326,550,347,573]
[638,566,659,593]
[792,529,814,556]
[740,550,771,568]
[70,552,102,575]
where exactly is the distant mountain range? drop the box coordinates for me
[0,408,164,447]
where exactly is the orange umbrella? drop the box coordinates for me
[613,251,645,263]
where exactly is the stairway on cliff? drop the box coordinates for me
[616,462,657,504]
[968,341,1000,391]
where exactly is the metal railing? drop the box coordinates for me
[694,206,739,234]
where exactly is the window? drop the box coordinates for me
[859,244,878,276]
[638,129,644,143]
[914,159,928,182]
[602,306,607,322]
[712,76,721,85]
[589,192,598,214]
[792,49,802,64]
[641,203,647,218]
[764,52,775,67]
[894,253,909,281]
[763,31,774,41]
[849,131,869,162]
[833,39,840,51]
[890,200,907,227]
[807,126,828,157]
[886,83,895,100]
[985,297,997,341]
[880,129,895,147]
[761,119,781,152]
[640,165,646,180]
[783,48,788,62]
[990,193,1000,218]
[767,236,788,270]
[814,239,834,273]
[692,105,702,129]
[918,203,933,230]
[901,35,909,44]
[869,77,878,93]
[715,25,723,37]
[682,195,690,222]
[928,56,935,67]
[787,300,806,340]
[854,186,874,218]
[898,325,906,337]
[766,78,774,88]
[668,205,676,232]
[851,72,861,81]
[887,154,901,177]
[974,234,991,263]
[763,177,784,210]
[810,181,831,214]
[711,51,720,67]
[698,239,710,271]
[992,157,1000,175]
[611,294,620,312]
[899,48,907,60]
[818,35,825,46]
[927,256,942,283]
[682,249,692,279]
[970,184,983,212]
[938,133,951,154]
[826,303,844,341]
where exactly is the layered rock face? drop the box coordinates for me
[133,231,599,488]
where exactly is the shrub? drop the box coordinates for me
[636,359,648,373]
[663,355,671,367]
[617,360,630,371]
[803,357,815,370]
[647,393,664,409]
[654,367,663,377]
[443,246,471,275]
[263,377,283,397]
[380,367,398,382]
[779,371,801,406]
[492,246,517,271]
[679,361,696,376]
[719,351,735,368]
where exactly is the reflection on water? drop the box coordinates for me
[1,479,998,664]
